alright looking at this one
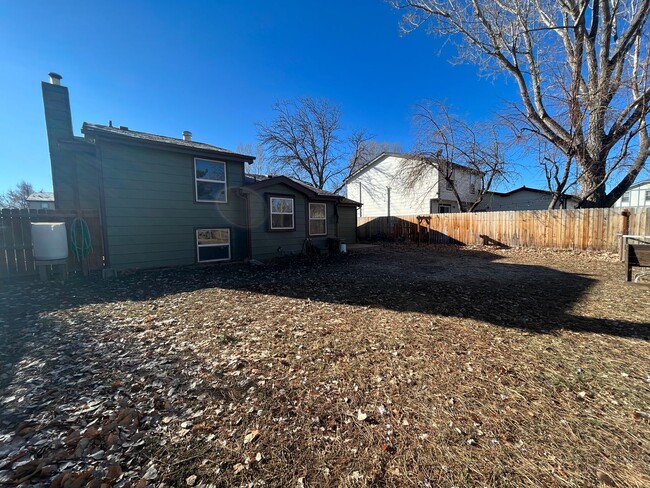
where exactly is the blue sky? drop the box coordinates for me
[0,0,536,193]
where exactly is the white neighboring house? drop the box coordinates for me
[345,152,482,217]
[26,192,55,210]
[612,179,650,208]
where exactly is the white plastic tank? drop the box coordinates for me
[31,222,68,261]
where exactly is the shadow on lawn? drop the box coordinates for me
[1,245,647,377]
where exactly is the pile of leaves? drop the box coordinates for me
[1,243,649,487]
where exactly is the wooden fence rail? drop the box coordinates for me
[0,208,104,279]
[357,208,650,252]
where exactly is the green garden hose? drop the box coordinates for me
[69,217,93,260]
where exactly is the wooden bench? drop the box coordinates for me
[625,243,650,282]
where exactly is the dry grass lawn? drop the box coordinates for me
[1,243,649,487]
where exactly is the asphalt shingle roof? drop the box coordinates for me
[82,123,254,160]
[26,192,55,202]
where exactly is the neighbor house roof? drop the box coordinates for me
[243,174,361,206]
[81,123,255,162]
[344,152,482,183]
[26,192,55,202]
[626,179,650,190]
[489,185,579,200]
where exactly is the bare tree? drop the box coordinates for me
[257,98,369,193]
[236,143,271,176]
[0,181,35,209]
[391,0,650,208]
[403,101,512,212]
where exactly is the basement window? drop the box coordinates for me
[270,196,295,230]
[309,203,327,236]
[196,228,230,262]
[195,158,227,203]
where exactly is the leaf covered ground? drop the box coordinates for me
[1,243,649,487]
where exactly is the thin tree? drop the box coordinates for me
[402,101,512,212]
[391,0,650,207]
[236,143,271,176]
[257,98,369,193]
[0,181,35,209]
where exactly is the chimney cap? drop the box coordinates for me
[48,72,62,85]
[182,130,192,141]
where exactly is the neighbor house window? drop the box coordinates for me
[196,228,230,262]
[270,196,294,230]
[622,192,630,203]
[309,203,327,236]
[195,158,227,202]
[645,190,650,202]
[446,178,454,191]
[469,174,476,194]
[439,204,452,214]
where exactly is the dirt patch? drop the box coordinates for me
[1,243,649,487]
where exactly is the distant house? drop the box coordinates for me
[26,192,55,210]
[475,186,580,211]
[345,152,483,217]
[42,73,359,271]
[612,180,650,209]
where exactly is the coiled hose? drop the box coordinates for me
[69,217,92,261]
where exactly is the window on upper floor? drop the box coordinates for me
[309,203,327,236]
[469,174,476,194]
[622,192,630,203]
[270,196,295,230]
[196,228,230,262]
[195,158,227,203]
[645,190,650,202]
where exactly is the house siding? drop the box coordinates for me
[475,189,579,211]
[98,140,249,269]
[612,181,650,208]
[338,206,357,244]
[247,184,337,260]
[345,154,479,217]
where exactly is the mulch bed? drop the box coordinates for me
[1,243,649,487]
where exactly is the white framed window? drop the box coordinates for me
[196,228,230,262]
[270,196,294,230]
[439,204,452,214]
[469,174,476,194]
[195,158,227,203]
[622,192,630,203]
[445,178,454,191]
[645,190,650,202]
[309,203,327,236]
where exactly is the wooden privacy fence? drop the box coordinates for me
[357,208,650,252]
[0,208,104,279]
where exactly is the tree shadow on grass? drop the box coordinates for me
[1,245,647,391]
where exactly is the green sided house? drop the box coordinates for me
[42,73,359,272]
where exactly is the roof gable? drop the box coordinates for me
[243,175,361,206]
[345,152,484,183]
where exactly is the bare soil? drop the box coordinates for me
[1,243,649,487]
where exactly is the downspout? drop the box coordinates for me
[334,201,340,237]
[237,189,253,260]
[94,142,111,269]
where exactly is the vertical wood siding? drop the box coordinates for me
[357,208,649,252]
[0,209,104,279]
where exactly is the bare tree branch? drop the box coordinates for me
[257,98,367,193]
[391,0,650,207]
